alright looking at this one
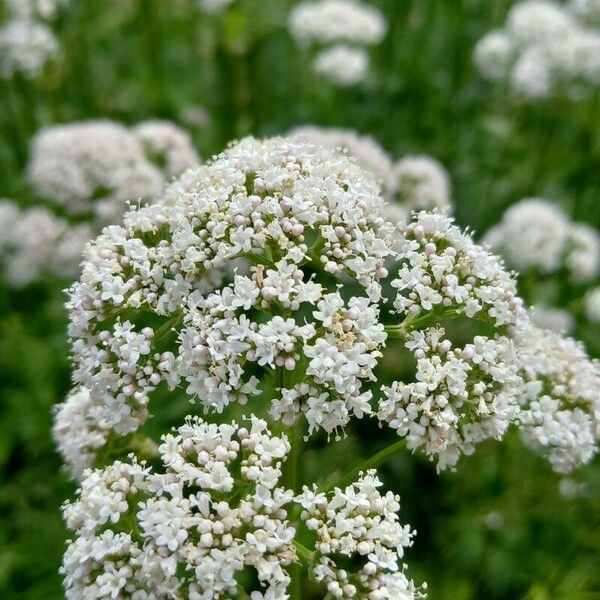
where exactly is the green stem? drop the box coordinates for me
[281,368,303,600]
[153,312,183,342]
[384,308,465,338]
[319,438,407,493]
[293,540,314,566]
[138,0,167,113]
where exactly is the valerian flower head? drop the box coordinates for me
[391,211,527,331]
[289,0,386,47]
[289,0,386,86]
[378,211,528,469]
[377,327,522,471]
[484,198,600,281]
[474,29,515,80]
[313,44,369,86]
[474,0,600,100]
[0,199,92,287]
[298,471,424,599]
[0,18,57,79]
[393,156,452,213]
[133,120,201,180]
[27,121,165,223]
[61,415,296,599]
[516,327,600,473]
[56,136,395,476]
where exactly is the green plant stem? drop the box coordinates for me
[293,540,314,566]
[319,438,407,493]
[281,368,303,600]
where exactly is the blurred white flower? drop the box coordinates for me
[393,155,453,213]
[474,29,515,81]
[133,120,200,179]
[313,44,369,86]
[199,0,235,14]
[517,327,600,473]
[27,121,165,223]
[531,306,574,334]
[484,198,599,282]
[289,0,386,46]
[0,19,57,79]
[0,199,91,287]
[475,0,600,101]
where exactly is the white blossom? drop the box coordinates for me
[0,18,57,78]
[199,0,235,13]
[133,120,200,179]
[517,327,600,473]
[474,0,600,101]
[53,387,111,481]
[61,415,296,599]
[59,136,395,471]
[27,121,165,223]
[391,211,528,331]
[570,0,600,24]
[474,29,515,80]
[378,327,522,471]
[298,471,424,599]
[393,156,452,213]
[289,0,386,47]
[313,44,369,86]
[0,199,91,287]
[4,0,69,20]
[484,198,600,281]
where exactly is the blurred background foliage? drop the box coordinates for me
[0,0,599,598]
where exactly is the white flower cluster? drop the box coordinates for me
[531,306,574,333]
[298,471,423,599]
[0,199,91,287]
[377,327,522,471]
[0,18,57,79]
[61,415,297,599]
[56,137,395,475]
[517,327,600,473]
[133,120,201,180]
[391,211,527,330]
[585,287,600,323]
[393,156,452,214]
[27,120,188,224]
[484,198,600,282]
[313,44,369,87]
[290,125,396,195]
[474,0,600,100]
[289,0,386,86]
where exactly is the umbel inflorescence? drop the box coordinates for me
[55,136,600,598]
[474,0,600,101]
